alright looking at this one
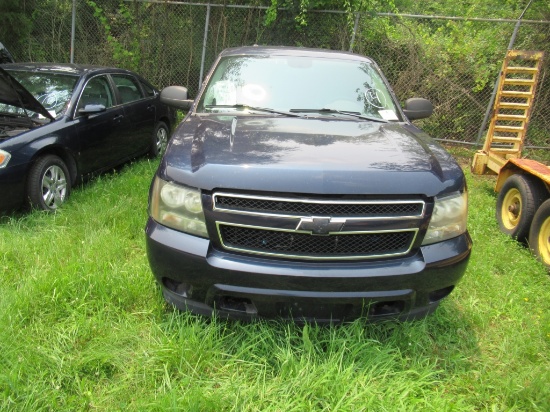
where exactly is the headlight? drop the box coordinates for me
[150,177,208,238]
[422,190,468,245]
[0,150,11,168]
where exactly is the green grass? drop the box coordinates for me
[1,153,550,411]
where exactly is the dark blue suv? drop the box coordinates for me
[145,46,472,322]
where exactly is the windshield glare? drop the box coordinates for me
[197,55,401,121]
[3,71,78,118]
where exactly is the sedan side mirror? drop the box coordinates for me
[161,86,193,110]
[78,104,106,115]
[403,98,433,121]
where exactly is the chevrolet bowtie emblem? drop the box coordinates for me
[296,217,346,235]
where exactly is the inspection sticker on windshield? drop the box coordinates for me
[379,110,399,121]
[211,80,236,105]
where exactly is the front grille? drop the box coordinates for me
[212,193,425,260]
[218,224,416,260]
[214,194,424,217]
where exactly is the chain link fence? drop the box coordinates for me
[4,0,550,150]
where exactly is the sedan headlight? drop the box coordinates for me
[0,150,11,168]
[150,177,208,238]
[422,190,468,245]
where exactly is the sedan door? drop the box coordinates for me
[74,75,127,174]
[111,74,156,156]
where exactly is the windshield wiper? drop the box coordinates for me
[289,108,388,123]
[205,104,302,117]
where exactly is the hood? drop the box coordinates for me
[163,115,464,197]
[0,67,55,121]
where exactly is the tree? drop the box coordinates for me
[0,0,35,60]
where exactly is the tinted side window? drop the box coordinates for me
[112,75,143,104]
[77,76,114,112]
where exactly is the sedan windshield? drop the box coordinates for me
[3,71,78,118]
[197,54,401,121]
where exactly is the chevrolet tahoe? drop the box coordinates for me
[145,46,472,322]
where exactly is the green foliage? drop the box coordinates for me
[264,0,397,33]
[0,0,34,60]
[264,0,314,28]
[393,0,541,19]
[85,1,141,71]
[264,0,278,26]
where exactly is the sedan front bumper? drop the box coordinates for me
[0,161,28,211]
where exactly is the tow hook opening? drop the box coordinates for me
[163,278,193,298]
[369,300,405,317]
[429,285,454,303]
[215,295,258,315]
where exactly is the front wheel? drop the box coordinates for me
[496,174,547,241]
[27,155,71,211]
[528,199,550,270]
[149,121,169,158]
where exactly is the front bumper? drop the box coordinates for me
[0,161,28,211]
[145,218,472,322]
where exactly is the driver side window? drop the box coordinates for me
[77,76,114,114]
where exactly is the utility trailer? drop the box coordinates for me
[471,50,550,268]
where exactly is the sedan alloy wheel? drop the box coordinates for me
[27,155,71,211]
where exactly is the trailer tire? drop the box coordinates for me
[496,174,547,241]
[528,199,550,269]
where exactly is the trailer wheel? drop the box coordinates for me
[496,174,547,241]
[528,199,550,269]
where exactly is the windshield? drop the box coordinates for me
[1,70,78,118]
[197,54,401,121]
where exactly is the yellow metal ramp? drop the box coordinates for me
[472,50,544,175]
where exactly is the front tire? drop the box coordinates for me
[149,121,169,157]
[27,155,71,211]
[528,199,550,269]
[496,174,547,241]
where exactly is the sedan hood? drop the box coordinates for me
[0,67,55,121]
[163,115,463,196]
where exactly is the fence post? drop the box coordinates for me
[349,12,360,52]
[199,4,211,90]
[70,0,76,63]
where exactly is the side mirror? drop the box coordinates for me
[161,86,193,110]
[78,104,106,115]
[403,98,433,120]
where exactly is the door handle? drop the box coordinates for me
[113,114,124,122]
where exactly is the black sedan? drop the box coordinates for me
[0,63,175,211]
